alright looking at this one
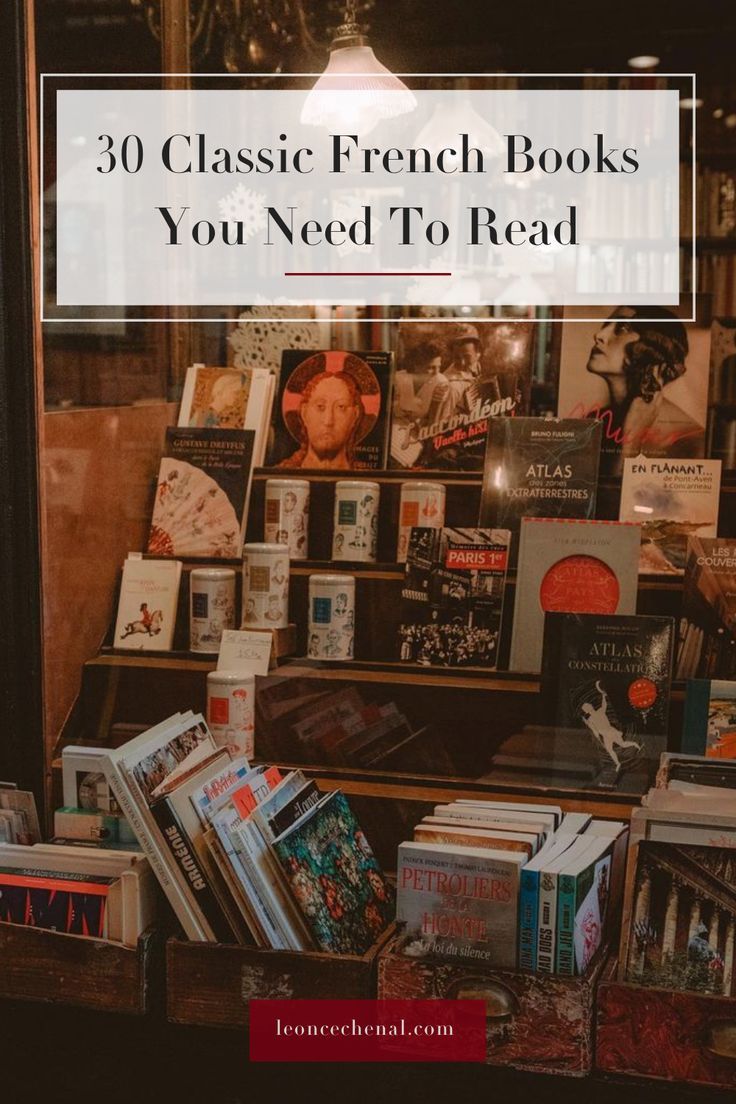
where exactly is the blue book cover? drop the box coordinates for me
[518,867,540,970]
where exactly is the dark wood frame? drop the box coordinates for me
[0,0,44,803]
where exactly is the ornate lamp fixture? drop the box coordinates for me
[300,0,416,134]
[131,0,375,74]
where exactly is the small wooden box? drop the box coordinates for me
[166,926,395,1029]
[378,935,605,1076]
[596,958,736,1089]
[0,922,159,1015]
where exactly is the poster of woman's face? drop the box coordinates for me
[557,305,710,474]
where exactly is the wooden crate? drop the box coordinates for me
[378,934,606,1076]
[0,922,159,1015]
[166,926,395,1029]
[596,958,736,1089]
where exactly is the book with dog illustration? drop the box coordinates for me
[113,555,182,651]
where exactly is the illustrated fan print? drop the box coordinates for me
[148,460,241,557]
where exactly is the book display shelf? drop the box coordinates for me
[6,6,736,1098]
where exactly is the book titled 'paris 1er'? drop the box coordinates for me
[479,417,602,539]
[541,612,675,785]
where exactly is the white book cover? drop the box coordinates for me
[179,363,273,470]
[397,841,526,968]
[434,804,557,837]
[619,457,721,574]
[510,518,640,673]
[536,834,593,972]
[100,713,217,941]
[113,555,182,651]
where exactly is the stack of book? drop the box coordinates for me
[99,712,395,953]
[396,799,627,976]
[0,782,156,948]
[256,682,451,772]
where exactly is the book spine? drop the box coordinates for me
[212,818,288,949]
[239,821,312,951]
[555,873,577,975]
[682,679,710,755]
[150,799,233,943]
[536,872,559,973]
[518,867,539,971]
[100,756,207,941]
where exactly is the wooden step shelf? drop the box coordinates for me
[0,923,161,1015]
[166,925,395,1029]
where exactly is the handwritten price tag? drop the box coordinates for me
[217,629,273,676]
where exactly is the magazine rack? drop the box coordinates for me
[596,958,736,1090]
[377,932,608,1077]
[0,922,161,1015]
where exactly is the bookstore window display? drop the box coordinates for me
[11,9,736,1088]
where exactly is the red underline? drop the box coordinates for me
[284,271,452,276]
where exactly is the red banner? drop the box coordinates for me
[249,999,487,1062]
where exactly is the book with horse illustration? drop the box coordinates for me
[113,554,182,651]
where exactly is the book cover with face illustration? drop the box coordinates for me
[267,350,392,471]
[557,307,710,477]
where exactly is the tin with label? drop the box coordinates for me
[189,567,236,653]
[308,574,356,661]
[264,478,310,560]
[242,542,289,629]
[206,670,255,759]
[396,481,446,563]
[332,480,380,563]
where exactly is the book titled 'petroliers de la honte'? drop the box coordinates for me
[396,841,526,968]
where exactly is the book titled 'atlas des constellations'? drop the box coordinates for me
[148,427,256,559]
[398,527,510,669]
[619,457,721,575]
[509,518,641,674]
[479,417,602,538]
[541,613,675,785]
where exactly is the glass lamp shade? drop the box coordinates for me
[301,45,417,135]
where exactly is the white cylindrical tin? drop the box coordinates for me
[332,480,380,563]
[396,481,446,563]
[189,567,236,653]
[308,574,356,661]
[242,542,290,629]
[206,670,255,759]
[264,478,310,560]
